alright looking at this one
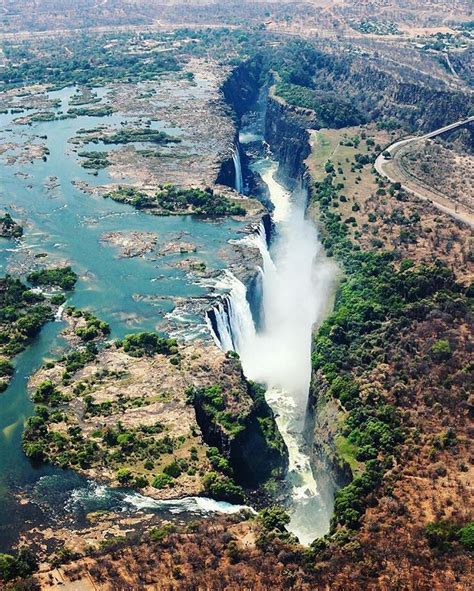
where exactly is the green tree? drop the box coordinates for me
[459,523,474,550]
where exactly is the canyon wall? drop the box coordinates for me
[264,93,313,181]
[262,86,351,507]
[310,54,473,133]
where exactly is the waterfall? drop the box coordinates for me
[208,154,336,545]
[207,270,256,355]
[232,144,244,194]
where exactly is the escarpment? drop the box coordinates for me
[188,368,288,490]
[305,373,352,512]
[265,92,312,181]
[221,57,263,121]
[217,58,264,189]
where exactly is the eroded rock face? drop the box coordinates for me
[265,93,312,182]
[305,372,352,513]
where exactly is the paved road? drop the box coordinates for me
[375,117,474,228]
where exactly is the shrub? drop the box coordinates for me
[23,442,45,462]
[459,523,474,550]
[116,468,132,484]
[202,472,244,503]
[148,524,175,543]
[430,339,452,362]
[0,549,37,582]
[258,506,290,533]
[62,345,97,374]
[163,460,182,478]
[0,359,14,377]
[152,473,173,489]
[15,305,52,337]
[134,475,149,488]
[425,521,458,551]
[50,294,66,306]
[32,380,63,406]
[120,332,178,357]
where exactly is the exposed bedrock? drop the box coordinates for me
[221,56,263,121]
[190,361,288,491]
[265,93,312,182]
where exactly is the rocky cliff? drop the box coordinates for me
[221,57,263,121]
[305,372,352,513]
[217,58,264,190]
[190,372,288,491]
[265,92,313,181]
[308,53,473,133]
[261,80,351,506]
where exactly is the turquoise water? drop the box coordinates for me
[0,85,243,549]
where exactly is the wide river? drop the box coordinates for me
[0,83,334,549]
[0,85,246,549]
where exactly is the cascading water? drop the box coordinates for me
[232,144,244,194]
[209,155,336,545]
[207,269,256,352]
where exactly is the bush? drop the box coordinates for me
[23,442,45,462]
[120,332,178,357]
[134,475,149,488]
[258,506,290,533]
[148,524,175,543]
[116,468,132,484]
[202,472,244,503]
[0,549,37,582]
[163,460,182,478]
[15,305,52,338]
[0,359,14,377]
[62,344,97,374]
[274,81,365,128]
[106,185,246,217]
[430,339,452,362]
[459,523,474,550]
[152,473,173,489]
[32,380,63,406]
[50,293,66,306]
[425,521,458,551]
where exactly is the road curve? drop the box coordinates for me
[375,116,474,228]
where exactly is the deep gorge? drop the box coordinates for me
[213,65,342,542]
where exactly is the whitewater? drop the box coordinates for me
[210,156,335,544]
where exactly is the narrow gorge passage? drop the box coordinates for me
[211,151,336,544]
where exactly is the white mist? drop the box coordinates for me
[211,155,336,544]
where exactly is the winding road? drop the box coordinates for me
[375,116,474,228]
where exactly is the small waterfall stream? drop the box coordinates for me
[232,144,244,194]
[209,155,335,544]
